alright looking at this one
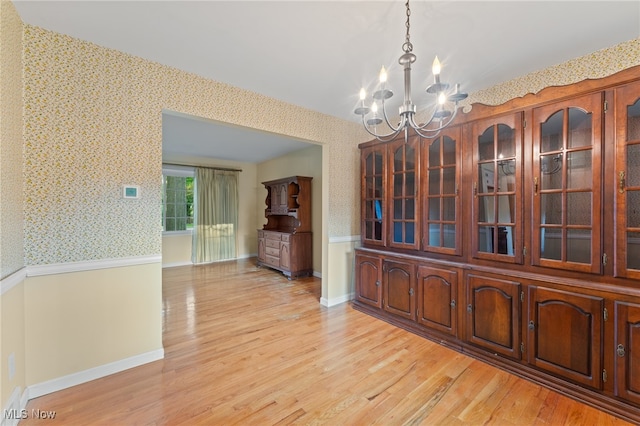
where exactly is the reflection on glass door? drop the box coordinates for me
[532,93,602,273]
[472,114,522,263]
[362,146,386,246]
[423,126,461,255]
[388,136,419,250]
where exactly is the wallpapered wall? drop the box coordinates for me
[22,25,365,266]
[0,0,24,279]
[466,38,640,108]
[15,21,640,267]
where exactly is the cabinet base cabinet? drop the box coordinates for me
[417,265,458,337]
[615,301,640,406]
[527,286,604,390]
[466,274,521,360]
[383,259,416,321]
[353,248,640,424]
[355,253,382,308]
[257,231,312,279]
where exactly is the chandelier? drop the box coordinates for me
[354,0,467,141]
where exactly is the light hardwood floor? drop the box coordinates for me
[22,259,632,425]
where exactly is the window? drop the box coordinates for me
[162,166,194,232]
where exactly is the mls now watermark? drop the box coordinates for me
[4,408,57,420]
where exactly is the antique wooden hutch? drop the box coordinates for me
[257,176,313,279]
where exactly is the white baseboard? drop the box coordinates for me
[26,348,164,400]
[313,270,322,279]
[320,292,354,307]
[162,261,193,268]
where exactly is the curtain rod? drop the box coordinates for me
[162,162,242,172]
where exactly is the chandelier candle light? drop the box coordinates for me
[355,0,467,141]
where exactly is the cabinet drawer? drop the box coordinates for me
[266,239,280,249]
[265,232,281,241]
[265,246,280,257]
[265,255,280,268]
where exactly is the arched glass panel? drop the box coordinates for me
[541,110,563,153]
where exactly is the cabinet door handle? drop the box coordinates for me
[620,171,626,194]
[528,321,535,330]
[534,177,538,196]
[409,288,414,296]
[375,280,380,287]
[450,300,456,308]
[467,304,472,314]
[617,344,626,358]
[473,181,478,197]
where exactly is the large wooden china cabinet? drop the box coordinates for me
[353,65,640,423]
[257,176,313,279]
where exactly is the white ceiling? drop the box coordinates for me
[13,1,640,163]
[161,110,317,163]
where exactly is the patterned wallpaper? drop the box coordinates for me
[0,1,24,279]
[466,38,640,108]
[22,25,366,265]
[13,18,640,266]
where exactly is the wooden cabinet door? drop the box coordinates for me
[466,274,521,359]
[355,253,382,308]
[270,183,288,214]
[471,113,523,264]
[614,81,640,279]
[614,301,640,405]
[383,259,416,320]
[361,145,387,247]
[279,183,289,213]
[387,137,420,250]
[422,126,462,255]
[531,93,603,274]
[279,242,290,270]
[527,286,603,389]
[417,265,457,336]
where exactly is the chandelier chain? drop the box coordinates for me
[402,0,413,53]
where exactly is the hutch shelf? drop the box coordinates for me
[354,65,640,423]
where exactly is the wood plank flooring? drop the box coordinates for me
[22,259,632,425]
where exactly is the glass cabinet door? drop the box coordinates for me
[532,93,603,274]
[472,114,522,263]
[361,145,386,246]
[615,81,640,279]
[422,126,461,255]
[388,136,420,250]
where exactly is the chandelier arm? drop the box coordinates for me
[380,100,405,133]
[411,104,461,133]
[409,114,442,138]
[360,114,404,142]
[408,109,437,132]
[412,126,442,139]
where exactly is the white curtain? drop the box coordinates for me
[191,168,239,264]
